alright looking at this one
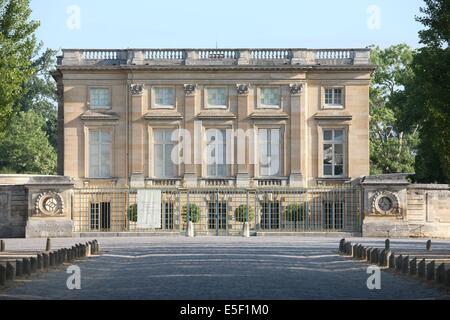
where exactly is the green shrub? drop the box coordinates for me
[128,204,138,222]
[182,204,201,223]
[234,205,255,223]
[284,204,305,222]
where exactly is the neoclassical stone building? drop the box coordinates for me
[52,48,374,188]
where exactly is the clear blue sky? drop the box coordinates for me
[30,0,425,50]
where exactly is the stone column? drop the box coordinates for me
[289,84,304,187]
[129,84,145,186]
[183,84,198,187]
[236,84,251,187]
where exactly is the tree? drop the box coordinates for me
[369,45,419,175]
[0,0,40,135]
[404,0,450,183]
[0,111,56,174]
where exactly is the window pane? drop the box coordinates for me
[325,89,333,105]
[207,88,228,106]
[324,165,333,176]
[324,130,333,141]
[164,144,175,177]
[334,89,343,105]
[323,144,333,164]
[335,165,344,176]
[90,89,110,108]
[154,144,164,177]
[154,87,175,106]
[334,130,344,142]
[260,88,280,106]
[101,131,112,143]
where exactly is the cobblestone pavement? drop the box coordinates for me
[0,237,449,300]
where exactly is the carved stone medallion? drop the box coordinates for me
[35,192,64,216]
[372,191,400,216]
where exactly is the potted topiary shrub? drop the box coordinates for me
[128,203,138,230]
[181,203,201,225]
[284,204,305,229]
[234,205,255,223]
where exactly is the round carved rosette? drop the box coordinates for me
[371,191,400,216]
[35,192,64,216]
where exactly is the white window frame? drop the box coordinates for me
[87,128,113,179]
[204,86,229,110]
[323,87,345,109]
[257,87,282,109]
[88,87,112,110]
[152,128,178,178]
[322,128,346,177]
[257,127,282,177]
[205,128,230,178]
[151,86,176,110]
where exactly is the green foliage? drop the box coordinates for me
[0,111,56,174]
[0,0,40,134]
[181,204,201,224]
[284,204,305,222]
[369,45,419,175]
[128,204,138,223]
[404,0,450,183]
[234,205,255,223]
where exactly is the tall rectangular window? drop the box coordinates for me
[89,130,112,178]
[90,202,111,231]
[154,129,177,178]
[323,129,345,177]
[206,87,228,108]
[324,88,343,107]
[154,87,175,108]
[206,129,228,177]
[90,88,111,109]
[259,88,281,108]
[259,128,281,177]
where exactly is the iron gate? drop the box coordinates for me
[72,186,362,235]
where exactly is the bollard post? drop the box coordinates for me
[45,238,52,252]
[23,258,31,276]
[49,252,55,267]
[42,253,49,269]
[15,260,23,277]
[37,254,43,270]
[86,243,91,257]
[371,248,379,264]
[0,265,6,286]
[30,257,37,273]
[0,239,5,252]
[385,239,390,251]
[410,258,417,276]
[367,248,372,262]
[426,260,435,281]
[339,239,346,253]
[389,253,395,269]
[436,263,445,284]
[395,255,403,272]
[426,240,432,251]
[6,262,15,281]
[378,249,386,267]
[402,256,409,274]
[352,244,358,258]
[362,247,368,261]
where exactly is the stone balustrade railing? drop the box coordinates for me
[58,48,372,66]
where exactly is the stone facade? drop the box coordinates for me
[52,48,374,188]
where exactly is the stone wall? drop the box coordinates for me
[0,175,74,238]
[362,174,450,239]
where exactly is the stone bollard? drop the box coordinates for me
[0,265,6,286]
[243,222,250,238]
[37,254,43,270]
[389,253,396,269]
[426,261,435,281]
[436,263,445,284]
[362,247,368,261]
[45,238,52,252]
[49,252,55,267]
[0,239,5,252]
[370,248,379,264]
[42,253,49,269]
[410,258,417,276]
[30,257,38,273]
[339,239,346,253]
[426,240,432,251]
[418,259,426,278]
[379,249,390,267]
[23,258,31,276]
[367,248,373,261]
[395,255,403,272]
[15,260,23,277]
[86,243,91,257]
[352,244,359,258]
[385,239,390,251]
[6,262,15,281]
[402,256,409,274]
[357,245,363,259]
[82,244,87,257]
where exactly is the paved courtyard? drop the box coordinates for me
[0,237,449,300]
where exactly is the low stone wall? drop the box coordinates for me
[362,174,450,239]
[0,175,74,238]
